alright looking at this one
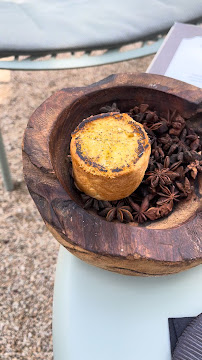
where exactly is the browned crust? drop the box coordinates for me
[70,112,151,200]
[71,112,150,175]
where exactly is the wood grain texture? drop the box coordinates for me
[22,73,202,276]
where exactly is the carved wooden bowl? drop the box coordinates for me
[22,73,202,276]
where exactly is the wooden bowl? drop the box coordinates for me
[22,73,202,276]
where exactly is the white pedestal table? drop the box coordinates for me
[53,246,202,360]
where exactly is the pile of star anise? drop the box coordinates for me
[70,103,202,224]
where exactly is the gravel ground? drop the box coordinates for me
[0,55,153,360]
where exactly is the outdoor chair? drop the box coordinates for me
[1,0,202,191]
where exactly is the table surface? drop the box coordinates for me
[53,246,202,360]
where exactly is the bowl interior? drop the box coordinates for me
[49,85,202,229]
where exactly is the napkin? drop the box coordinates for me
[169,313,202,358]
[168,316,195,355]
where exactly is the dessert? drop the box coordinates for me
[70,112,151,201]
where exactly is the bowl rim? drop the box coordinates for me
[22,73,202,269]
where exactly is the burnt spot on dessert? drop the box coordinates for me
[112,167,124,173]
[72,112,120,134]
[75,142,91,165]
[75,142,108,172]
[133,123,146,140]
[131,138,148,165]
[137,140,144,156]
[73,112,150,173]
[91,163,108,172]
[114,113,124,121]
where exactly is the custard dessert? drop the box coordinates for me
[70,112,151,201]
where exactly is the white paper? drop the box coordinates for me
[165,36,202,88]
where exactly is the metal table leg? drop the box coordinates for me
[0,130,13,191]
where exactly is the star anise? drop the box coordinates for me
[186,133,200,151]
[175,165,185,181]
[173,127,188,146]
[145,157,180,188]
[145,206,161,221]
[152,140,165,160]
[141,109,167,133]
[129,105,140,116]
[155,119,169,134]
[128,196,151,223]
[169,113,186,136]
[98,201,133,223]
[158,202,173,217]
[156,185,180,206]
[140,104,150,113]
[144,122,163,131]
[147,155,156,171]
[81,193,112,211]
[142,109,160,125]
[190,150,202,162]
[176,177,193,199]
[158,133,173,151]
[165,109,177,127]
[129,104,153,123]
[170,129,199,164]
[185,160,202,179]
[100,102,120,113]
[146,202,173,220]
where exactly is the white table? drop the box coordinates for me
[53,245,202,360]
